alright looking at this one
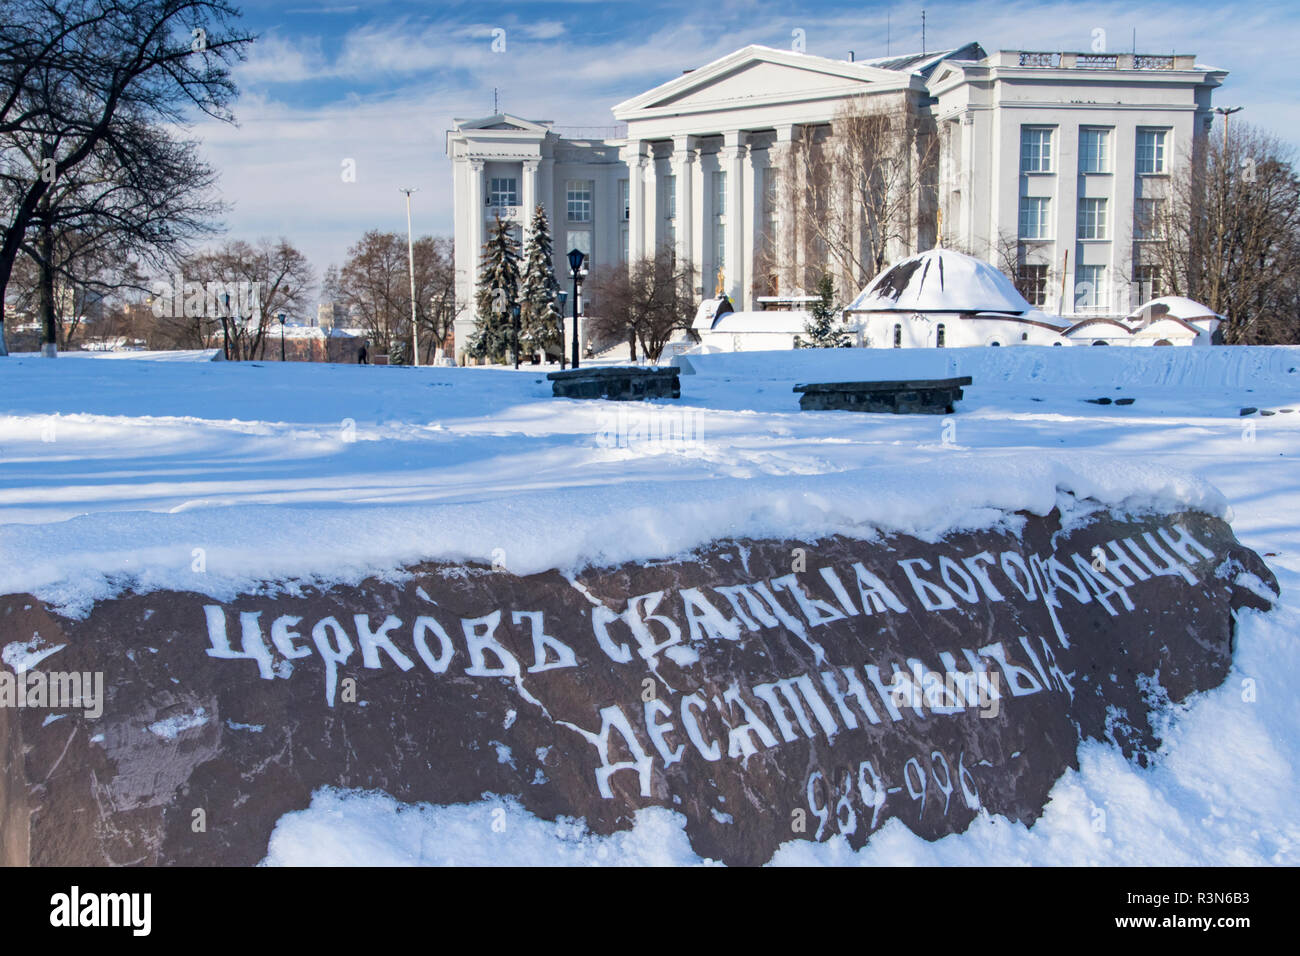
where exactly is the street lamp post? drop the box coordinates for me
[399,187,420,367]
[556,291,568,369]
[1214,106,1243,153]
[566,248,586,370]
[278,313,286,361]
[220,292,232,360]
[511,302,522,369]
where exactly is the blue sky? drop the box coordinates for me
[197,0,1299,284]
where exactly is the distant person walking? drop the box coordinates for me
[358,341,369,365]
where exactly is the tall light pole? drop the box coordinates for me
[1214,106,1243,154]
[556,290,568,369]
[399,187,420,367]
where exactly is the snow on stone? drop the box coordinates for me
[147,707,210,739]
[2,635,65,672]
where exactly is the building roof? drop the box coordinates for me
[1126,295,1222,324]
[612,44,918,117]
[855,42,987,77]
[846,249,1032,315]
[707,310,812,334]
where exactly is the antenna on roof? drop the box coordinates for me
[886,12,890,56]
[493,87,499,114]
[921,9,926,56]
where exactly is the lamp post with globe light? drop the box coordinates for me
[567,248,586,369]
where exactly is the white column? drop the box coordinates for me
[521,159,539,240]
[468,158,486,257]
[643,148,659,256]
[721,131,746,303]
[621,142,646,263]
[746,139,769,309]
[770,126,798,295]
[671,135,695,268]
[457,157,487,365]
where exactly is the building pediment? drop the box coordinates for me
[613,45,913,119]
[453,114,553,134]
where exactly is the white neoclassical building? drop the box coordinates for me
[446,42,1226,361]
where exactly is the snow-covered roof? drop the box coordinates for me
[1127,296,1222,325]
[706,310,812,335]
[846,249,1032,315]
[855,43,986,77]
[693,295,735,330]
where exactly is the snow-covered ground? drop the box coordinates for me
[2,346,1298,865]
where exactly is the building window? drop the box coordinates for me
[713,171,727,216]
[566,181,592,222]
[620,180,629,222]
[1076,264,1107,312]
[893,324,902,348]
[664,175,676,221]
[1020,127,1054,173]
[936,324,946,348]
[1078,197,1109,239]
[566,230,591,265]
[1136,129,1168,174]
[621,226,629,263]
[1134,198,1165,241]
[1134,265,1163,302]
[489,177,518,207]
[714,222,726,276]
[1078,128,1110,174]
[1019,196,1051,239]
[1017,264,1050,307]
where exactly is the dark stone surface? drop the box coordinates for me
[547,367,681,400]
[0,508,1276,866]
[795,377,972,414]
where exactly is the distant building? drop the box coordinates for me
[447,42,1226,361]
[316,301,346,331]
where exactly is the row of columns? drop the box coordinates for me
[623,127,802,306]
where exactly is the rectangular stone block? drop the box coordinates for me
[794,377,973,414]
[547,367,681,401]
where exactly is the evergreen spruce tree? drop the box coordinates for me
[801,273,850,348]
[518,205,563,360]
[471,216,521,363]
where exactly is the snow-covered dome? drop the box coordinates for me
[1126,296,1222,326]
[846,249,1032,315]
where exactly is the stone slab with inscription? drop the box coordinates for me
[0,507,1277,866]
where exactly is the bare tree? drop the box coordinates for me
[1147,122,1300,343]
[763,95,939,299]
[332,230,408,358]
[587,246,696,363]
[5,230,147,347]
[2,114,224,351]
[0,0,253,355]
[179,238,314,360]
[330,230,459,362]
